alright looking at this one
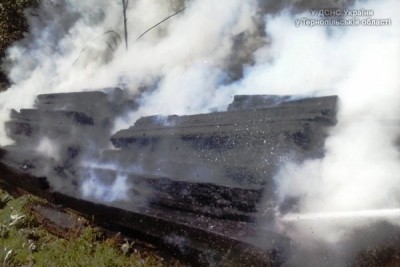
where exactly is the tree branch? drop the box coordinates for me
[122,0,129,50]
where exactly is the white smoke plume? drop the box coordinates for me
[0,0,399,265]
[0,0,265,142]
[268,0,400,241]
[81,172,131,202]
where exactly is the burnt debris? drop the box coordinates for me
[0,89,338,266]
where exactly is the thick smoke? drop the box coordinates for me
[269,0,400,239]
[0,0,399,265]
[256,0,399,265]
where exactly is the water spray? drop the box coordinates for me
[280,208,400,222]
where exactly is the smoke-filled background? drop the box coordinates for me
[0,0,399,265]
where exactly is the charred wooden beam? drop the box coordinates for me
[78,166,264,222]
[29,204,88,240]
[34,88,137,117]
[0,153,51,200]
[227,94,337,113]
[145,177,262,219]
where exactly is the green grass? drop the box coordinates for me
[0,189,170,267]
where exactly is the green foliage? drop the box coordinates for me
[0,0,38,54]
[0,0,39,90]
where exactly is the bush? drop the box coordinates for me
[0,0,39,90]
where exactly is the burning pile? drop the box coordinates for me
[0,0,399,265]
[0,90,337,265]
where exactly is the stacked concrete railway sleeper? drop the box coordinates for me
[0,89,338,265]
